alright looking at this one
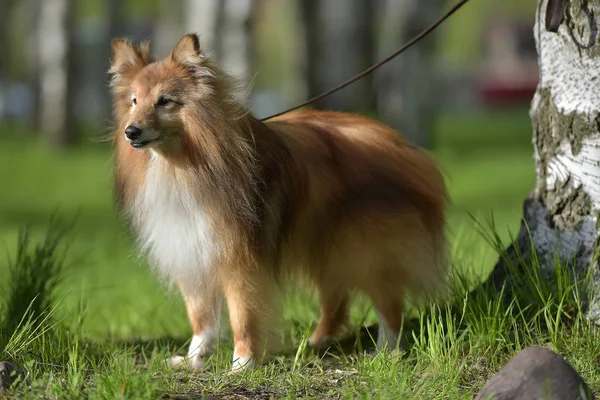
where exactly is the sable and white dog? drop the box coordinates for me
[108,33,449,373]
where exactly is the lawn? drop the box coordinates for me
[4,107,596,399]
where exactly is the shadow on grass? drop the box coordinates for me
[96,325,385,365]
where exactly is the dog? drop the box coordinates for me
[108,33,449,373]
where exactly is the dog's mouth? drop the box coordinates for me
[130,139,154,149]
[129,138,162,149]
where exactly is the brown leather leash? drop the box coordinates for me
[260,0,472,121]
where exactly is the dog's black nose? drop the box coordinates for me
[125,125,142,140]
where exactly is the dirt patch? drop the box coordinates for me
[167,387,280,400]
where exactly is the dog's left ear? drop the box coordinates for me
[108,39,152,85]
[171,34,204,67]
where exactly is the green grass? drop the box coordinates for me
[5,108,594,399]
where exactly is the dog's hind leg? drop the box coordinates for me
[363,280,404,352]
[308,286,349,349]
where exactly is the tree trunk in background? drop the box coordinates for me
[183,0,222,59]
[38,0,75,147]
[99,0,121,120]
[0,0,14,121]
[219,0,257,88]
[485,0,600,323]
[301,0,375,113]
[154,0,184,57]
[81,0,121,128]
[375,0,442,149]
[183,0,256,101]
[26,0,42,130]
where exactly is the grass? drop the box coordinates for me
[3,107,594,399]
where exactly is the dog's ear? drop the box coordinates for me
[171,34,204,67]
[108,39,151,85]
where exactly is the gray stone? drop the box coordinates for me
[476,347,594,400]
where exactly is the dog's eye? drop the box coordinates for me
[132,97,137,106]
[157,96,171,106]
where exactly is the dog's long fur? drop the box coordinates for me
[109,34,450,372]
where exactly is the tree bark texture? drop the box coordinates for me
[300,0,375,113]
[375,0,441,149]
[487,0,600,323]
[37,0,75,147]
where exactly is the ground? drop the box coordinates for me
[3,108,598,399]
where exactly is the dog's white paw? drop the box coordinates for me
[168,355,207,371]
[168,333,219,371]
[229,354,254,374]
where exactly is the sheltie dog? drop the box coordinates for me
[108,33,449,373]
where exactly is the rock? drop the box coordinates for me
[476,347,594,400]
[0,361,25,392]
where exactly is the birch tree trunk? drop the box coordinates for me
[485,0,600,324]
[375,0,441,149]
[301,0,375,112]
[37,0,75,147]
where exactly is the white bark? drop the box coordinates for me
[38,0,74,146]
[491,0,600,323]
[544,135,600,211]
[532,0,600,212]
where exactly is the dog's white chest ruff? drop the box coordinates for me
[131,160,219,285]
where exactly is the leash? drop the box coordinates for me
[260,0,471,121]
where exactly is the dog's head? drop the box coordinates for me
[108,34,223,152]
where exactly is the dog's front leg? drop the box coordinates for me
[169,280,223,371]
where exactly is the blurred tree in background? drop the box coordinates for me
[300,0,375,113]
[375,0,443,148]
[0,0,14,122]
[37,0,75,147]
[0,0,536,149]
